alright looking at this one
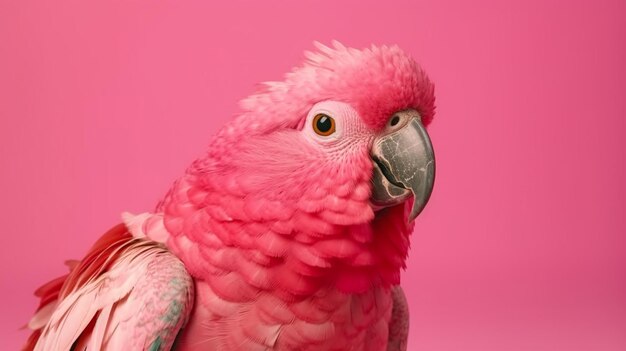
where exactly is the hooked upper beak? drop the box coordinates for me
[370,109,436,221]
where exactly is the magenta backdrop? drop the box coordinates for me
[1,0,625,350]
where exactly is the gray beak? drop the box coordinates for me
[370,109,436,221]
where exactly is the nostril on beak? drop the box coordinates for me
[390,115,400,126]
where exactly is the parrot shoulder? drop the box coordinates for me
[24,223,194,351]
[122,211,170,243]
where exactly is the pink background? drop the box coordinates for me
[1,0,625,350]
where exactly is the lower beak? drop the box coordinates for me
[370,113,436,221]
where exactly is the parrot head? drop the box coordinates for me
[181,41,435,294]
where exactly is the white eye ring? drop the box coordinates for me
[303,100,356,143]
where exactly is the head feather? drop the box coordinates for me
[217,41,435,147]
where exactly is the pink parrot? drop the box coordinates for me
[24,41,436,351]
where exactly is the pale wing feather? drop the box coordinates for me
[38,243,149,351]
[88,300,112,351]
[101,245,194,350]
[27,301,59,330]
[34,239,194,351]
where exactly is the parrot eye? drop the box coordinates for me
[312,114,336,136]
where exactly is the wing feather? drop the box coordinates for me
[24,223,194,351]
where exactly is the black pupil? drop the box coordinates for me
[316,116,332,132]
[390,115,400,126]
